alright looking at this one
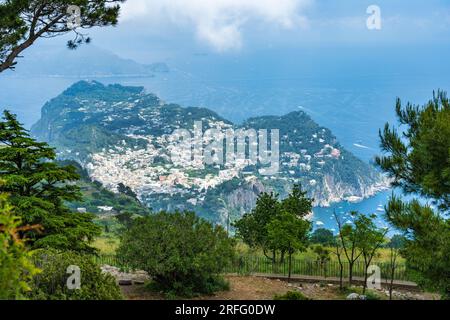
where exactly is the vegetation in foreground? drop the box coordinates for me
[376,91,450,298]
[1,90,449,300]
[0,111,122,299]
[120,275,439,301]
[117,211,234,298]
[29,249,122,300]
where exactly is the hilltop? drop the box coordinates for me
[32,81,387,224]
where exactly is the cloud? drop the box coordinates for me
[120,0,312,52]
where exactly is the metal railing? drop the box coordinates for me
[94,254,411,282]
[224,256,410,281]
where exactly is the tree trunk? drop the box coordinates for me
[389,249,398,300]
[348,262,354,286]
[272,251,277,273]
[362,256,368,294]
[389,264,395,300]
[363,268,368,294]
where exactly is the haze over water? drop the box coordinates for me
[1,0,450,232]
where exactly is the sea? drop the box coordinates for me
[1,49,448,233]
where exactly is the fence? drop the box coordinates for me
[224,256,411,282]
[95,254,411,282]
[94,254,131,270]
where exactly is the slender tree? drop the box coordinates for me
[267,211,310,282]
[0,110,100,252]
[0,0,125,73]
[332,211,345,290]
[335,211,363,286]
[354,213,388,294]
[387,235,405,300]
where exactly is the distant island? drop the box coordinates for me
[8,45,169,78]
[31,81,388,224]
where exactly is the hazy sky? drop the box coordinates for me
[80,0,450,61]
[19,0,447,66]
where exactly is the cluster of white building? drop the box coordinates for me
[85,132,252,200]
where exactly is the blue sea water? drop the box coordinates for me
[1,48,448,231]
[312,190,393,232]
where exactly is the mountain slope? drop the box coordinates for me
[12,45,169,77]
[32,81,387,224]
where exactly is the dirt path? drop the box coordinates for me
[120,275,439,300]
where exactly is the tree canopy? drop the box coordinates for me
[117,211,235,297]
[234,184,312,263]
[353,213,387,293]
[233,191,280,251]
[0,110,100,252]
[0,0,125,73]
[310,228,336,246]
[267,211,310,257]
[377,91,450,298]
[376,90,450,212]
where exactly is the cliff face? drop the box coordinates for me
[32,81,388,224]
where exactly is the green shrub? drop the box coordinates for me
[364,290,382,300]
[28,249,122,300]
[117,211,235,297]
[274,291,310,300]
[340,286,382,300]
[0,194,40,299]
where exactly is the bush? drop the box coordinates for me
[341,286,382,300]
[0,194,39,299]
[274,291,310,300]
[117,211,235,297]
[364,290,382,300]
[28,249,122,300]
[310,228,336,246]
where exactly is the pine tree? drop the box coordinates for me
[0,110,100,252]
[376,90,450,211]
[376,91,450,298]
[0,0,125,73]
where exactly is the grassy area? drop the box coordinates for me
[93,235,120,255]
[236,242,405,264]
[93,236,409,281]
[93,235,404,265]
